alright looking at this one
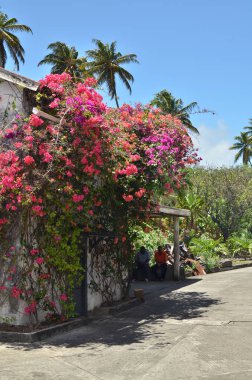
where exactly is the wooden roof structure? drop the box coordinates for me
[0,67,39,91]
[149,205,191,281]
[148,205,190,218]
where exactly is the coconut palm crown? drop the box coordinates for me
[229,132,252,165]
[0,12,32,70]
[38,41,88,79]
[244,119,252,137]
[86,39,138,107]
[151,90,199,134]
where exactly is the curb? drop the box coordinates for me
[219,262,252,272]
[0,317,92,343]
[0,298,143,343]
[185,262,252,277]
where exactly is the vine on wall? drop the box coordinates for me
[0,73,199,324]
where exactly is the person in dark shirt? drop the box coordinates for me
[134,246,151,282]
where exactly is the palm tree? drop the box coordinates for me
[86,39,138,107]
[151,90,199,134]
[244,119,252,137]
[178,191,204,231]
[229,132,252,165]
[0,12,32,70]
[38,42,88,80]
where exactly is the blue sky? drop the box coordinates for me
[1,0,252,166]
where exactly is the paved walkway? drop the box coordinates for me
[1,268,252,379]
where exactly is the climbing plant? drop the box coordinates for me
[0,73,199,323]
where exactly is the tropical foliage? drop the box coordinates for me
[179,166,252,240]
[226,233,252,258]
[189,234,225,272]
[0,11,32,70]
[176,167,252,270]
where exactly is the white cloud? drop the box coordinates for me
[191,120,235,167]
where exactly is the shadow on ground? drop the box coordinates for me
[3,278,223,351]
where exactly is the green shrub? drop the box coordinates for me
[226,232,252,258]
[189,234,222,272]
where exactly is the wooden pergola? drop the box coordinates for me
[148,205,191,281]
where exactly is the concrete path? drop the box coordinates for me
[1,267,252,379]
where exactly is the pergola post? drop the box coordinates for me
[173,216,180,281]
[147,205,190,282]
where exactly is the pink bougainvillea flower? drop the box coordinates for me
[49,98,60,109]
[11,286,22,299]
[135,188,146,198]
[119,164,138,176]
[32,205,45,217]
[122,194,133,202]
[30,249,39,256]
[14,142,23,149]
[121,236,127,243]
[66,171,73,177]
[24,301,37,314]
[35,257,44,265]
[29,114,44,127]
[60,294,68,301]
[24,135,34,143]
[130,154,140,162]
[23,156,35,165]
[84,77,97,87]
[43,152,53,163]
[72,194,85,203]
[114,237,119,245]
[83,186,89,195]
[0,218,8,226]
[95,200,102,207]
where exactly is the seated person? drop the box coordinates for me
[184,253,206,276]
[134,246,151,282]
[164,244,174,264]
[153,245,168,280]
[179,241,188,260]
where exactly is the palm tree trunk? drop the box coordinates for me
[114,87,120,108]
[0,40,6,67]
[115,96,120,108]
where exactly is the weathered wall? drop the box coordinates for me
[0,81,24,125]
[86,249,123,311]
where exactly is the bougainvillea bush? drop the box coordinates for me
[0,73,199,324]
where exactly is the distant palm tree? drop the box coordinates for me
[244,119,252,137]
[38,42,88,80]
[0,12,32,70]
[86,39,138,107]
[151,90,199,134]
[229,132,252,165]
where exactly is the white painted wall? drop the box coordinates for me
[87,250,123,311]
[0,81,24,125]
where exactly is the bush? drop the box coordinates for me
[226,232,252,258]
[189,234,223,272]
